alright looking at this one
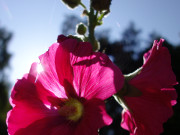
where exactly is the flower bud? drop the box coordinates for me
[91,0,111,11]
[62,0,81,9]
[76,23,87,35]
[82,10,89,16]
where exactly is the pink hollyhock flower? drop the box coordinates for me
[120,39,178,135]
[7,35,124,135]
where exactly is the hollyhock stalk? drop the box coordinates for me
[7,36,124,135]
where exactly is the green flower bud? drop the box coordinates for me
[76,23,87,35]
[61,0,81,9]
[82,10,89,16]
[91,0,111,11]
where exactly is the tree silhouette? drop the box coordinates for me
[61,14,85,35]
[0,27,12,135]
[121,22,142,59]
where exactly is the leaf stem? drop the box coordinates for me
[79,2,87,10]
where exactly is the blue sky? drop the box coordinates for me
[1,0,180,84]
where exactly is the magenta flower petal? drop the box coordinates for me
[121,39,178,135]
[7,107,60,135]
[78,98,113,130]
[38,43,68,98]
[11,116,72,135]
[7,35,124,135]
[57,38,124,100]
[7,77,59,135]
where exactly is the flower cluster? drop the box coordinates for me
[7,36,177,135]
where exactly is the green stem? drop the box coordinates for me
[79,2,87,10]
[88,5,96,51]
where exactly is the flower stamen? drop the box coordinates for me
[58,98,83,122]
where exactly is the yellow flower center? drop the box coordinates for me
[58,98,84,122]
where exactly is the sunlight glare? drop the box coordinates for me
[37,63,44,74]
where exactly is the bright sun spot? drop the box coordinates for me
[37,63,44,74]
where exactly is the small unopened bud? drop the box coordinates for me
[91,0,111,11]
[76,23,87,35]
[82,10,89,16]
[61,0,81,9]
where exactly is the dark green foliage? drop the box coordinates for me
[61,15,83,36]
[0,119,8,135]
[0,27,12,135]
[0,28,12,70]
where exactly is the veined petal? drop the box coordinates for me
[38,43,68,98]
[136,39,177,91]
[55,42,77,98]
[56,37,124,100]
[121,39,178,135]
[65,40,124,100]
[10,78,54,107]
